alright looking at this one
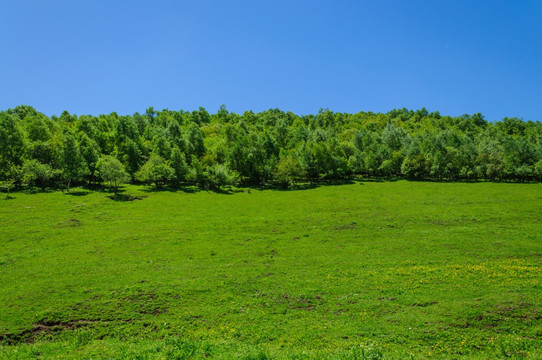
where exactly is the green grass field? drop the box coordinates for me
[0,181,541,359]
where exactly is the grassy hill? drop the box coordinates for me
[0,181,541,359]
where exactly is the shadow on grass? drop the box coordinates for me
[139,184,246,195]
[360,177,397,183]
[63,190,92,196]
[81,184,112,193]
[107,193,148,202]
[268,179,356,192]
[17,188,56,195]
[74,184,138,195]
[178,185,202,194]
[2,177,539,200]
[212,187,245,195]
[140,185,200,194]
[95,187,127,194]
[271,183,319,192]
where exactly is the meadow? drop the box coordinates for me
[0,181,541,359]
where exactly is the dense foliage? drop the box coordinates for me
[1,105,541,190]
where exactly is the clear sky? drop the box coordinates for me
[1,0,541,121]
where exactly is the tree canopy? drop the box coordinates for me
[1,105,541,192]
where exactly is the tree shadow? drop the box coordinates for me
[107,193,148,202]
[268,183,317,192]
[324,179,356,186]
[140,184,249,195]
[81,184,110,192]
[403,178,485,184]
[210,187,245,195]
[81,184,130,194]
[63,190,91,196]
[177,185,201,193]
[268,179,356,192]
[8,188,56,195]
[359,177,400,183]
[140,185,191,193]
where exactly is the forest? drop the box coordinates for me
[1,105,541,192]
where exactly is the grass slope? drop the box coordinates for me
[0,181,541,359]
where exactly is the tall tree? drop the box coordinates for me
[61,135,86,191]
[170,147,189,185]
[122,139,142,182]
[0,112,26,178]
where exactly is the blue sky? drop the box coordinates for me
[1,0,541,121]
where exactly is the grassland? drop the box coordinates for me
[0,181,541,359]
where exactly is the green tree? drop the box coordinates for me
[27,140,58,166]
[273,154,306,188]
[97,156,130,194]
[348,151,365,176]
[206,164,239,190]
[122,139,142,182]
[115,116,139,145]
[0,112,26,178]
[22,159,53,190]
[24,115,52,142]
[381,123,406,151]
[534,160,542,181]
[0,180,15,199]
[476,139,504,181]
[170,147,189,185]
[153,134,172,160]
[136,154,175,188]
[187,155,207,186]
[187,123,206,157]
[401,154,429,179]
[78,134,100,184]
[61,135,87,191]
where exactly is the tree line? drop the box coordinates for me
[1,105,541,193]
